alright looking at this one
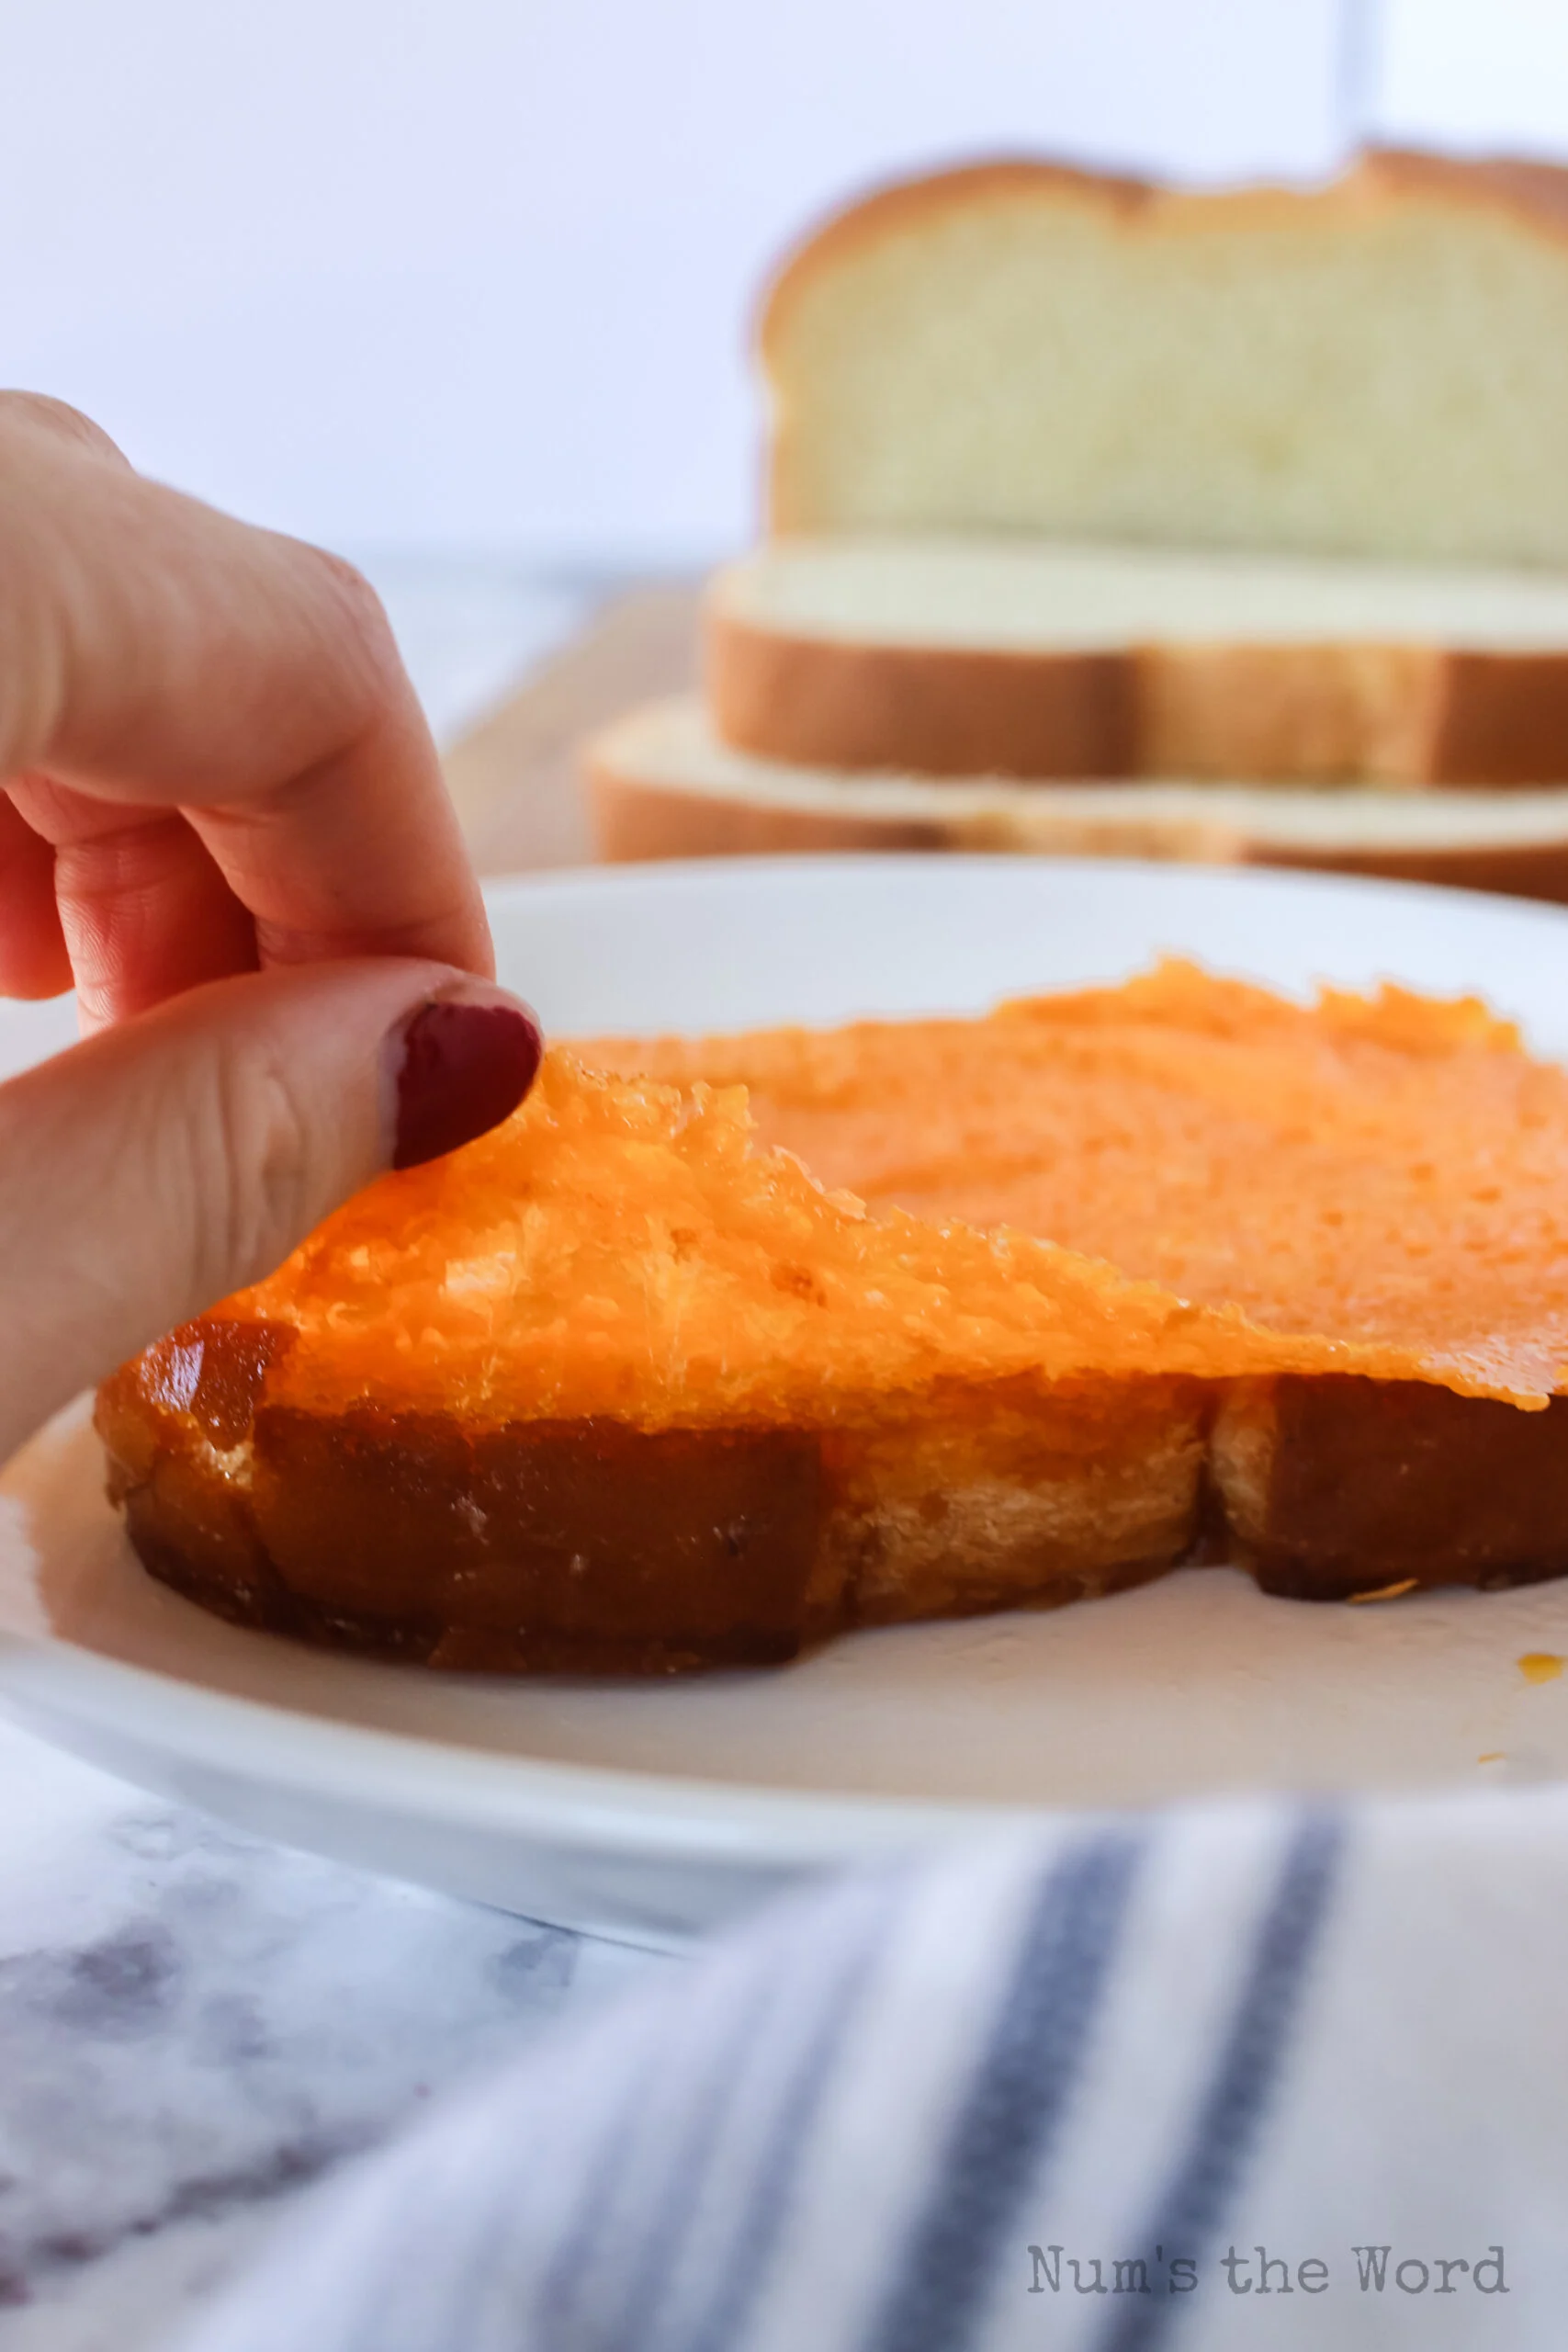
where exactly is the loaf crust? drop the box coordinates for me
[586,699,1568,901]
[708,611,1136,780]
[97,1323,1208,1672]
[99,1333,1568,1671]
[761,152,1568,370]
[709,610,1568,788]
[590,763,1568,902]
[1213,1378,1568,1600]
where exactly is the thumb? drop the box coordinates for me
[0,959,542,1461]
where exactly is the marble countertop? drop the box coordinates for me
[0,562,667,2351]
[0,1716,657,2350]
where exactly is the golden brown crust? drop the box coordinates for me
[758,156,1156,363]
[1361,147,1568,243]
[98,1325,1211,1672]
[588,761,952,860]
[584,749,1568,903]
[1135,641,1439,785]
[98,1327,831,1672]
[708,610,1568,788]
[1427,651,1568,784]
[99,1327,1568,1668]
[761,149,1568,371]
[707,610,1134,779]
[1247,832,1568,902]
[1213,1376,1568,1600]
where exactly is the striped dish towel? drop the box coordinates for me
[181,1786,1568,2351]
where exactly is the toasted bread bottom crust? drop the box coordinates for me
[96,1326,1568,1673]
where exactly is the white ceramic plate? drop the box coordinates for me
[6,856,1568,1947]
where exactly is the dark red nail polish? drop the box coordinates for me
[391,997,544,1170]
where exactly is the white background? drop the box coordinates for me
[1,0,1563,566]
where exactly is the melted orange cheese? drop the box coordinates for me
[592,962,1568,1405]
[222,962,1568,1428]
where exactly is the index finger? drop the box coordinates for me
[0,398,492,984]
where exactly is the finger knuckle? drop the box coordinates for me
[0,391,127,466]
[197,1042,320,1298]
[306,548,404,692]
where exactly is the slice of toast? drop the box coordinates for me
[98,967,1568,1670]
[761,152,1568,568]
[96,1056,1269,1670]
[587,695,1568,904]
[588,962,1568,1613]
[707,538,1568,787]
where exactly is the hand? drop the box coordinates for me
[0,394,541,1462]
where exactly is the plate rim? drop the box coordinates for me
[0,1604,1040,1867]
[8,849,1568,1866]
[477,847,1568,936]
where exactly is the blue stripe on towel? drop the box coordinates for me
[861,1830,1145,2352]
[539,1873,901,2352]
[1094,1809,1346,2352]
[532,1958,775,2346]
[670,1882,898,2352]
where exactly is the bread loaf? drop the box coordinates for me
[708,537,1568,786]
[762,152,1568,568]
[588,696,1568,902]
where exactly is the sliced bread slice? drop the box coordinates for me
[585,964,1568,1604]
[99,974,1568,1667]
[761,151,1568,568]
[95,1050,1280,1671]
[707,537,1568,786]
[586,695,1568,902]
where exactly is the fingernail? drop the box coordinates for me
[389,986,544,1170]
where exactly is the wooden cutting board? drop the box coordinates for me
[441,582,700,876]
